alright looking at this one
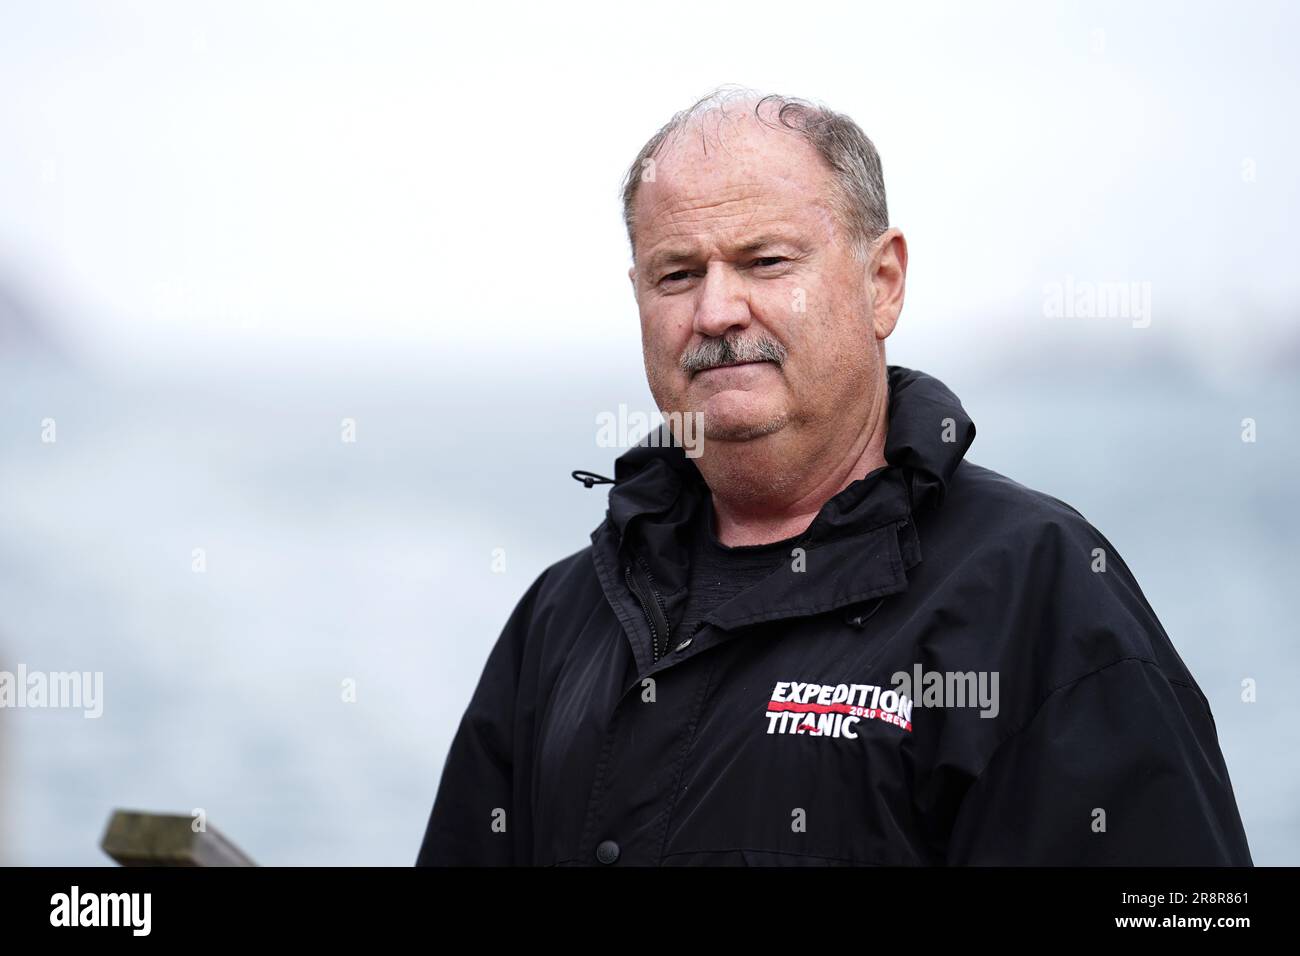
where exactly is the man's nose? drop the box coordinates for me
[692,263,753,339]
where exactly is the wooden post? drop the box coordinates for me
[100,810,257,867]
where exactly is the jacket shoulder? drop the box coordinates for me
[497,543,605,654]
[531,543,603,605]
[944,459,1092,531]
[932,459,1206,702]
[941,459,1131,571]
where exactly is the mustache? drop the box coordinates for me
[679,335,788,376]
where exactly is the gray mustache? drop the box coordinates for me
[680,336,787,376]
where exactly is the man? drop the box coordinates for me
[416,89,1253,866]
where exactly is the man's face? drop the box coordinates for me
[628,114,887,448]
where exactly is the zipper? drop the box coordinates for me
[624,556,671,663]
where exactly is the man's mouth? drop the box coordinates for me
[694,360,773,378]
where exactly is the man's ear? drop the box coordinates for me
[627,264,637,290]
[868,228,908,341]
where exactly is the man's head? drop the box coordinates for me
[622,88,907,475]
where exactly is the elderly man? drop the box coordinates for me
[416,89,1252,866]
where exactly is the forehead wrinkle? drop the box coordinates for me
[642,180,764,221]
[643,176,807,238]
[661,204,766,239]
[644,214,813,274]
[646,190,822,245]
[638,191,761,262]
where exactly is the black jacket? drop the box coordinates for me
[416,365,1253,866]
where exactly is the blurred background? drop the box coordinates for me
[1,0,1296,864]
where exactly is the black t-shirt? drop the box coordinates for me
[677,497,806,640]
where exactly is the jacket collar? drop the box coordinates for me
[589,365,976,635]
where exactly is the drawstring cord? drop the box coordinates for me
[572,470,615,489]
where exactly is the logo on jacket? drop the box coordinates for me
[765,681,913,737]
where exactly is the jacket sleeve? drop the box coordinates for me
[414,570,548,866]
[945,657,1253,865]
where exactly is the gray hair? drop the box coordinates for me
[620,85,889,264]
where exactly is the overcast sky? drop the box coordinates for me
[1,0,1297,379]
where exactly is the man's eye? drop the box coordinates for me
[657,259,785,285]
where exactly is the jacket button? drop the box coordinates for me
[674,638,692,652]
[595,840,620,864]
